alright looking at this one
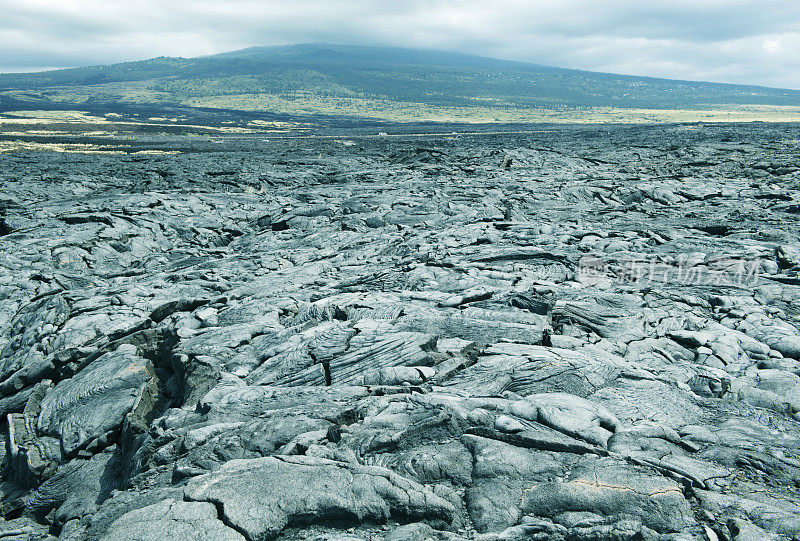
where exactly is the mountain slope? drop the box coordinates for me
[2,43,800,123]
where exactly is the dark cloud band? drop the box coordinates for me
[1,0,798,88]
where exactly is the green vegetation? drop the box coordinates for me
[1,44,800,123]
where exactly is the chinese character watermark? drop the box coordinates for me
[577,254,762,288]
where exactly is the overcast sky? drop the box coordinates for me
[1,0,799,88]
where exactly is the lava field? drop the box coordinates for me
[1,123,800,540]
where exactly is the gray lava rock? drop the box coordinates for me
[184,455,455,539]
[100,498,245,541]
[36,344,156,456]
[2,125,800,540]
[522,456,694,533]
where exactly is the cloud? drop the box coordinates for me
[1,0,798,88]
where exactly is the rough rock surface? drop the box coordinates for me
[184,455,454,540]
[1,124,800,540]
